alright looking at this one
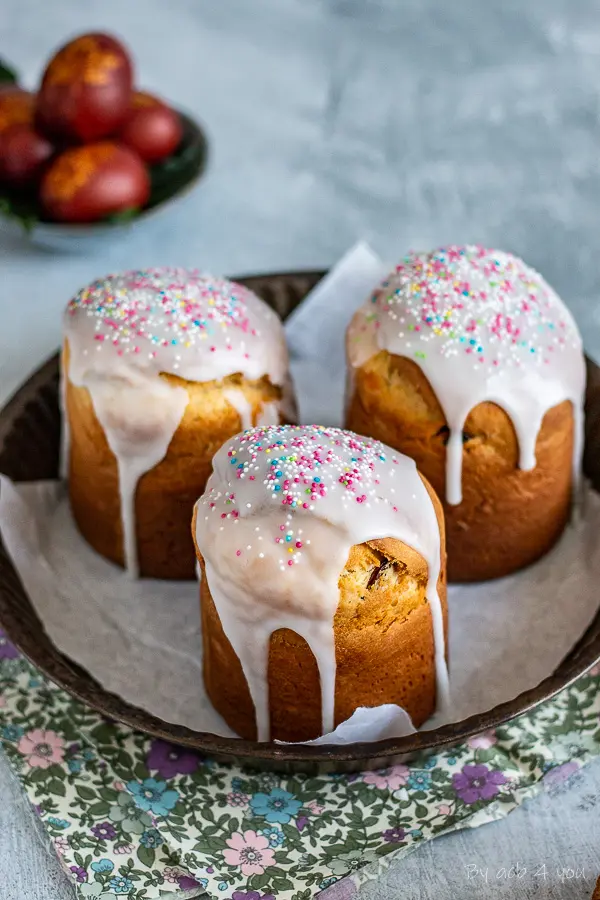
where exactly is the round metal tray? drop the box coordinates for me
[0,270,599,772]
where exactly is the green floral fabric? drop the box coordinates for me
[0,628,599,900]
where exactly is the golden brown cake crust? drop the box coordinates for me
[64,342,284,579]
[195,476,447,742]
[345,351,574,583]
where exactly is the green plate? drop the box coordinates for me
[0,111,209,249]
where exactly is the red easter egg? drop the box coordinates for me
[40,141,150,223]
[130,90,163,109]
[0,124,54,186]
[119,98,182,163]
[36,33,133,143]
[0,87,34,134]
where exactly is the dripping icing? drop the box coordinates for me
[64,268,290,574]
[194,424,448,741]
[346,246,585,505]
[59,360,69,481]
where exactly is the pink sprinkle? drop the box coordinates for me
[287,560,294,566]
[236,550,242,556]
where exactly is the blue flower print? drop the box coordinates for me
[140,828,163,849]
[218,881,228,891]
[250,787,302,823]
[91,859,114,874]
[447,756,457,765]
[260,825,285,847]
[126,778,179,816]
[108,876,133,894]
[2,724,23,741]
[423,756,438,769]
[67,758,82,774]
[47,817,71,829]
[407,772,432,791]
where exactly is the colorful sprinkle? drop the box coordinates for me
[66,267,280,374]
[355,246,580,371]
[200,425,402,571]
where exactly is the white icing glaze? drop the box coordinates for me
[58,364,69,481]
[64,269,290,575]
[194,424,448,741]
[223,389,254,431]
[84,374,188,577]
[256,401,281,426]
[346,246,585,505]
[222,390,282,432]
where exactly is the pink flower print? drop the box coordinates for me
[223,829,276,876]
[589,662,600,676]
[363,765,409,791]
[227,791,251,807]
[113,843,133,855]
[54,836,69,857]
[0,694,6,708]
[467,729,497,750]
[306,799,324,815]
[17,729,65,768]
[437,804,452,816]
[163,867,184,883]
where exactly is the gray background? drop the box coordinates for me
[1,0,600,897]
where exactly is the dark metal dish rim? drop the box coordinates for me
[0,267,598,767]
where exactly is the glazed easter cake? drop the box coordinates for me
[193,424,448,743]
[61,268,295,579]
[345,246,586,582]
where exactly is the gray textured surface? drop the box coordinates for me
[2,0,600,897]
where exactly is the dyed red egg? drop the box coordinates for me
[0,87,34,134]
[119,92,182,163]
[131,90,163,109]
[0,124,54,186]
[36,33,133,143]
[40,142,150,223]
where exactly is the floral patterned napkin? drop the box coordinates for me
[1,627,599,900]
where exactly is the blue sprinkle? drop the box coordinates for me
[469,339,476,345]
[274,486,281,492]
[276,471,282,477]
[314,477,321,483]
[285,535,292,542]
[237,464,244,469]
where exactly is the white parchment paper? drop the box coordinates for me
[0,243,598,742]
